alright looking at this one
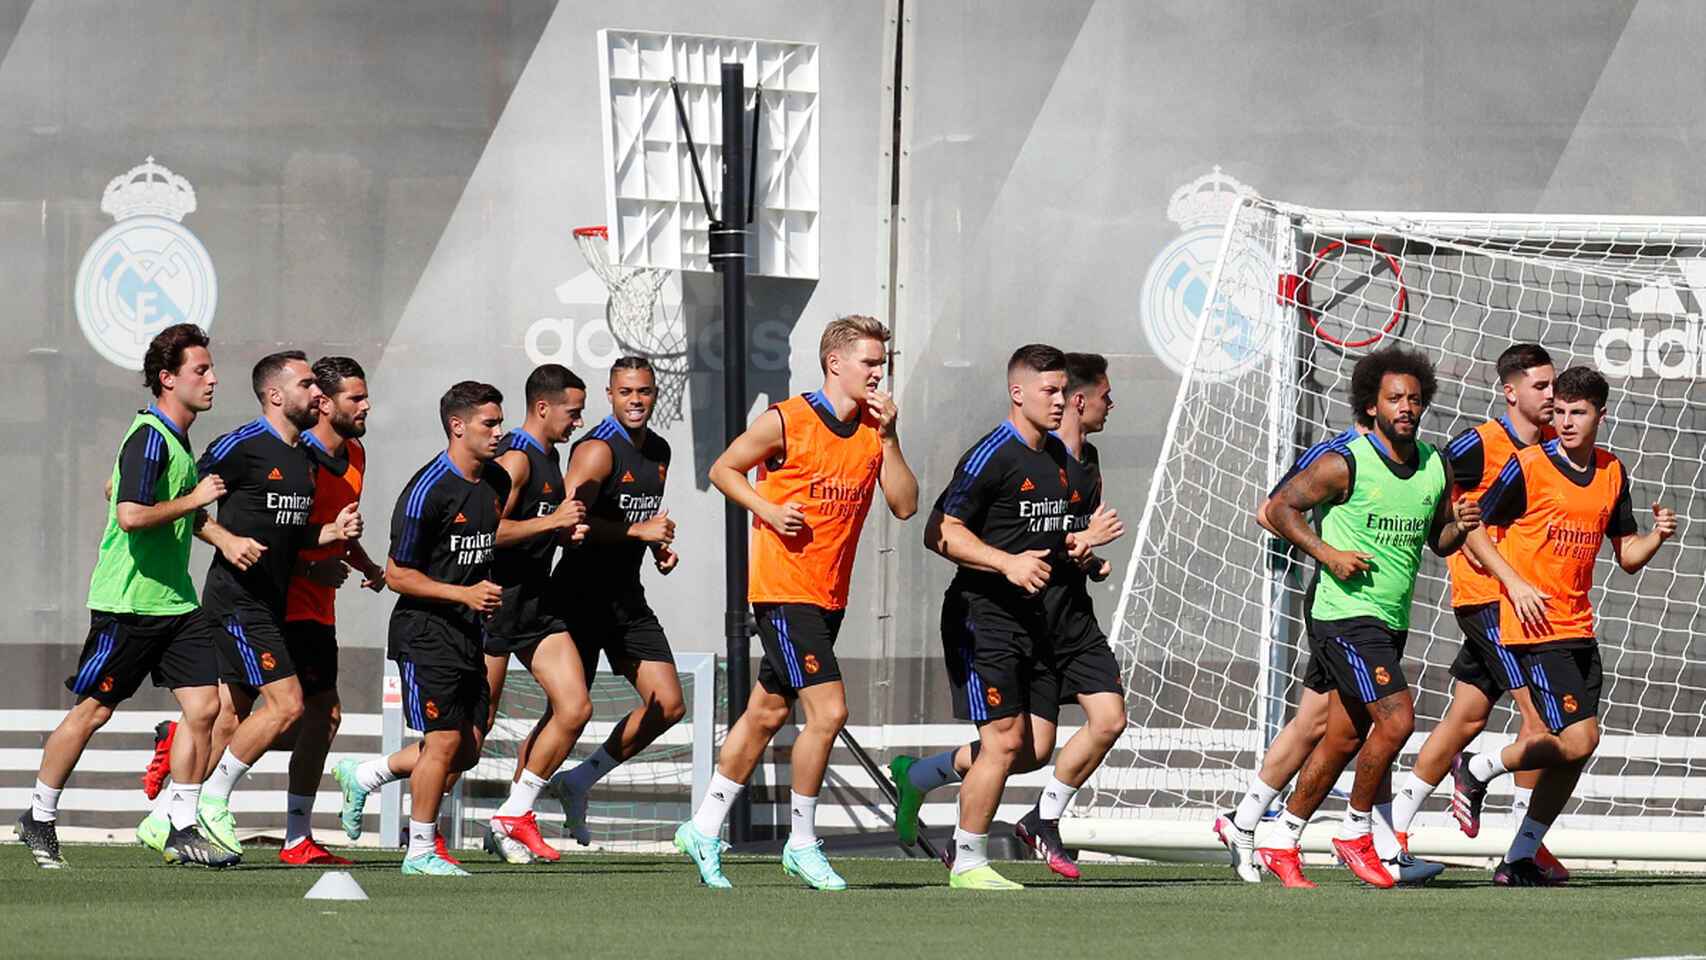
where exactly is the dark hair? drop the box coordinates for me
[1007,343,1067,375]
[610,356,655,376]
[1495,343,1553,384]
[1554,365,1609,410]
[439,380,504,435]
[142,323,210,396]
[1064,352,1109,396]
[251,350,309,401]
[524,363,587,405]
[312,356,367,399]
[1348,346,1437,419]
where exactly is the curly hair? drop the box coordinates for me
[1348,346,1437,419]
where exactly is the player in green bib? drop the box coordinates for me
[1257,347,1481,889]
[16,324,237,869]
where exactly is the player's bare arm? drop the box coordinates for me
[868,388,919,519]
[348,538,386,591]
[565,437,656,545]
[709,408,804,537]
[195,514,267,572]
[1267,452,1368,581]
[1428,457,1478,556]
[385,558,501,614]
[1611,501,1679,573]
[308,502,362,546]
[924,509,1050,594]
[1464,525,1549,628]
[115,472,225,532]
[495,446,588,546]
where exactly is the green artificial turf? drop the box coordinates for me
[3,846,1702,959]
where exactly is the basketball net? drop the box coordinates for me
[574,226,690,424]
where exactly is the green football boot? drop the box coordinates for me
[782,840,847,891]
[331,758,370,840]
[673,822,732,889]
[889,755,925,847]
[195,794,242,856]
[135,811,170,853]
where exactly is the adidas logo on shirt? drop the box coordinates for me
[454,512,468,523]
[620,470,636,483]
[1019,478,1036,492]
[267,467,283,480]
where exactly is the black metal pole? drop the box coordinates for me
[711,60,753,844]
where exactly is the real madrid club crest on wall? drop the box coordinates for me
[74,157,218,371]
[1139,167,1274,384]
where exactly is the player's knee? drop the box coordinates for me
[654,693,687,727]
[73,699,115,733]
[1560,724,1600,763]
[549,691,592,732]
[271,691,306,727]
[1087,708,1127,747]
[979,722,1025,760]
[324,699,343,735]
[179,697,220,731]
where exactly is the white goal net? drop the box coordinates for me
[1075,194,1706,861]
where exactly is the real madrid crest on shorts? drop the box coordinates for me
[1139,167,1274,383]
[74,157,218,370]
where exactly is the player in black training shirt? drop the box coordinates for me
[192,351,363,857]
[542,356,682,844]
[331,381,510,877]
[479,363,591,864]
[920,343,1088,890]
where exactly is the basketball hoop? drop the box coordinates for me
[574,226,690,424]
[1297,238,1409,350]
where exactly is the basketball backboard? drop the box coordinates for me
[596,28,820,280]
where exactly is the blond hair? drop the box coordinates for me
[819,314,890,372]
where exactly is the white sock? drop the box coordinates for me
[151,788,173,819]
[907,750,962,794]
[30,780,61,823]
[1390,772,1437,834]
[202,749,251,800]
[1037,775,1076,821]
[1272,809,1308,848]
[1468,751,1510,783]
[167,782,201,830]
[1506,815,1550,862]
[950,827,988,874]
[1372,802,1402,859]
[1337,806,1373,841]
[560,747,618,793]
[1232,774,1281,832]
[407,819,437,860]
[788,791,819,849]
[1511,784,1534,819]
[690,772,745,837]
[496,769,549,818]
[356,757,400,792]
[285,792,315,847]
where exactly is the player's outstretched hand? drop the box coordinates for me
[1653,501,1679,540]
[765,501,807,538]
[631,508,675,544]
[1082,503,1125,548]
[463,580,503,615]
[654,544,679,575]
[223,537,267,572]
[1507,579,1551,629]
[1004,548,1051,594]
[1453,496,1482,532]
[1324,549,1373,581]
[332,502,363,540]
[191,474,227,507]
[868,388,899,438]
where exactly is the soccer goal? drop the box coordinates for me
[1065,192,1706,866]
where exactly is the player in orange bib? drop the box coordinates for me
[275,357,386,864]
[1453,366,1678,885]
[676,315,919,890]
[1387,344,1565,878]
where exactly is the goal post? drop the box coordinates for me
[1074,194,1706,865]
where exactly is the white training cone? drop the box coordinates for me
[303,870,368,901]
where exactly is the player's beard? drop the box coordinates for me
[284,399,319,431]
[330,410,366,439]
[1376,410,1416,447]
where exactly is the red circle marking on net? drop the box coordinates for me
[1299,238,1408,349]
